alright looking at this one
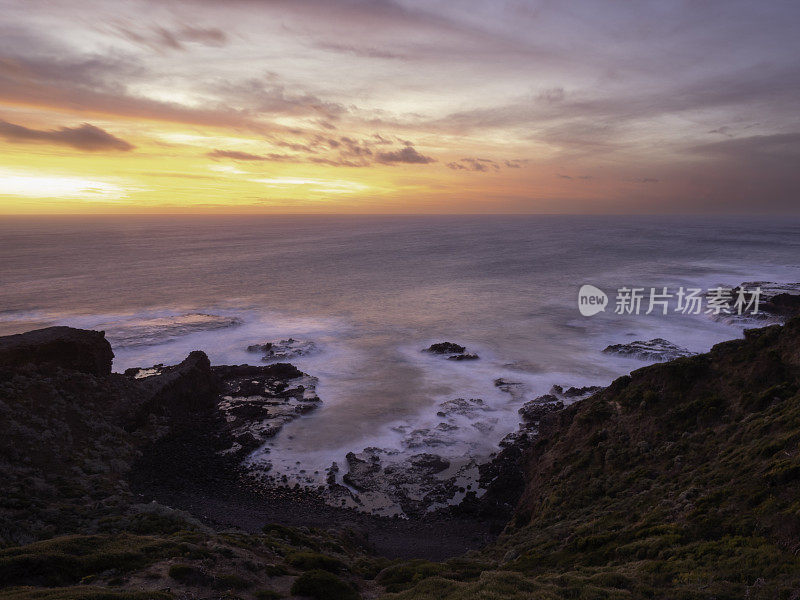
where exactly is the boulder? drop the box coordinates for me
[132,351,219,426]
[0,326,114,376]
[426,342,466,354]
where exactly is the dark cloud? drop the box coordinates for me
[376,144,435,164]
[0,119,134,151]
[447,157,529,172]
[447,158,498,172]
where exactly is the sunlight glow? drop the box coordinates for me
[0,168,135,201]
[253,177,370,194]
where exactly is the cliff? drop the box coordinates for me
[385,319,800,599]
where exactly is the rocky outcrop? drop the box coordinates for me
[603,337,697,361]
[334,447,475,517]
[128,351,220,428]
[761,292,800,317]
[213,363,321,455]
[711,281,800,323]
[0,326,114,376]
[246,338,318,362]
[426,342,465,354]
[424,342,479,360]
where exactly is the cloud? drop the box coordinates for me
[708,126,734,137]
[447,158,498,172]
[557,173,592,180]
[0,119,134,151]
[207,149,292,161]
[314,41,404,60]
[504,159,528,168]
[446,157,530,172]
[115,23,229,51]
[690,132,800,161]
[376,144,435,164]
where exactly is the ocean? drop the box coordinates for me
[2,214,799,500]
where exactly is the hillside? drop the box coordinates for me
[2,321,800,599]
[385,319,800,599]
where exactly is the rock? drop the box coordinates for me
[563,385,605,398]
[447,353,479,361]
[336,447,472,517]
[425,342,479,360]
[246,338,318,361]
[403,426,456,448]
[213,364,320,456]
[409,453,450,474]
[132,351,220,426]
[603,338,697,361]
[519,400,564,423]
[326,462,339,486]
[762,292,800,317]
[0,326,114,376]
[426,342,466,354]
[435,397,489,419]
[343,451,382,491]
[706,282,800,323]
[495,378,528,402]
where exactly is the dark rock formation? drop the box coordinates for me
[447,353,479,361]
[603,337,697,361]
[426,342,465,354]
[337,448,472,517]
[762,292,800,317]
[0,326,113,376]
[246,338,319,362]
[213,363,321,455]
[129,351,220,428]
[425,342,479,361]
[518,399,564,423]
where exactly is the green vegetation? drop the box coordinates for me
[0,535,199,587]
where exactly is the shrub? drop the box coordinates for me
[0,535,184,587]
[376,560,445,592]
[290,569,359,600]
[287,551,346,573]
[168,564,195,581]
[214,573,252,590]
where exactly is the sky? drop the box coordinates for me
[0,0,798,214]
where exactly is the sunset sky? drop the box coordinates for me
[1,0,798,214]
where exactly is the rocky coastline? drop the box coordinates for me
[2,281,800,599]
